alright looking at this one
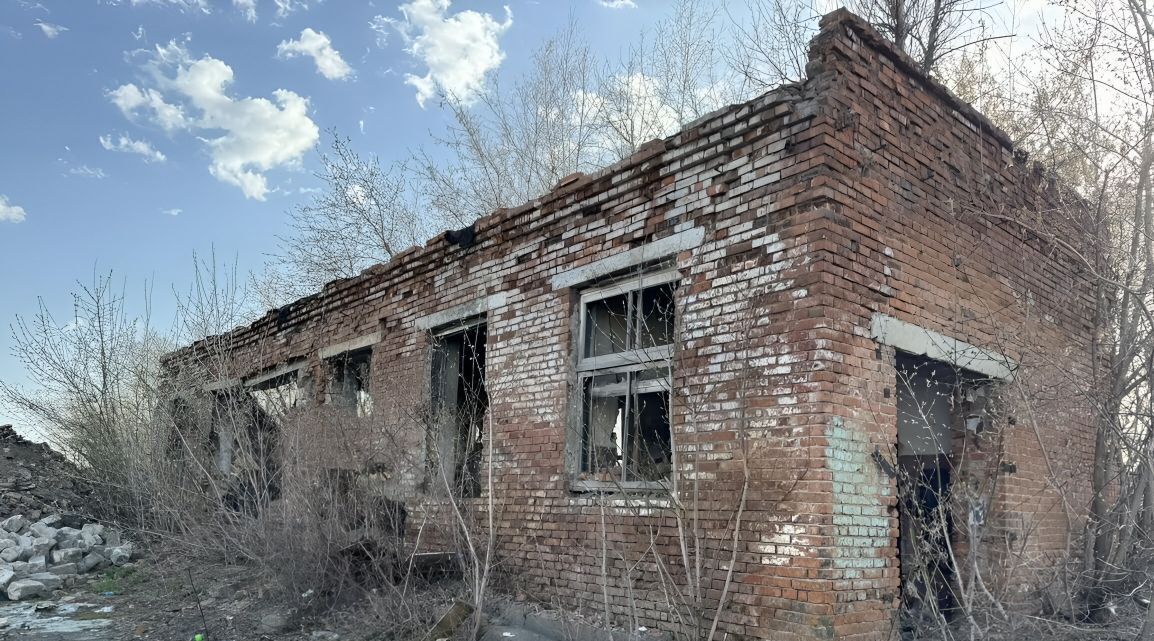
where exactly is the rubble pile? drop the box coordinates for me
[0,425,93,520]
[0,512,134,601]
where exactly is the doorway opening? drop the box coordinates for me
[895,352,992,623]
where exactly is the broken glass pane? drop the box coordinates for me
[638,283,675,349]
[584,293,630,357]
[626,390,671,481]
[583,374,626,475]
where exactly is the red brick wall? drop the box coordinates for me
[802,10,1097,639]
[165,11,1097,641]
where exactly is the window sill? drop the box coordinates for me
[569,479,671,495]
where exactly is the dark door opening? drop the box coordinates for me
[895,353,960,620]
[431,322,488,498]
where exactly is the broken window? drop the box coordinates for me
[249,372,302,419]
[430,320,487,498]
[326,348,373,417]
[576,271,676,484]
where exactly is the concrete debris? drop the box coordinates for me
[6,579,45,601]
[0,516,28,535]
[109,546,131,567]
[0,512,133,600]
[259,611,294,634]
[28,572,63,591]
[0,426,95,521]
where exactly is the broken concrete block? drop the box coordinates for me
[80,523,104,538]
[103,530,121,547]
[27,572,62,591]
[78,552,105,574]
[259,612,293,634]
[109,546,131,566]
[8,561,28,578]
[0,546,26,563]
[26,555,45,573]
[0,540,14,552]
[56,514,85,529]
[0,568,13,590]
[29,523,57,540]
[50,548,83,564]
[6,579,45,600]
[30,537,54,556]
[0,516,28,534]
[34,515,61,529]
[54,527,81,548]
[49,563,77,576]
[80,531,102,547]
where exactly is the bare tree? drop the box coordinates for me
[265,135,439,304]
[849,0,1002,73]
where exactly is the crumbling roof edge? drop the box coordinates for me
[173,8,1040,364]
[815,8,1017,153]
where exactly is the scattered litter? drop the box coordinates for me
[502,633,516,638]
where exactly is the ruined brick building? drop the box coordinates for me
[166,10,1097,641]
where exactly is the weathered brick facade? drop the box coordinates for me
[167,11,1096,641]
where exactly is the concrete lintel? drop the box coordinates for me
[319,331,382,360]
[870,313,1016,380]
[203,378,241,392]
[550,227,705,290]
[244,360,309,388]
[415,293,507,331]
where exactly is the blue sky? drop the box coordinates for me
[0,0,663,428]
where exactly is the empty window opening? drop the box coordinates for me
[895,353,992,623]
[577,272,676,485]
[327,348,373,417]
[250,372,302,419]
[431,321,488,498]
[220,371,303,511]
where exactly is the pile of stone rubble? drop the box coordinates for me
[0,513,134,601]
[0,424,93,520]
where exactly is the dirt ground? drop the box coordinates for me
[0,548,471,641]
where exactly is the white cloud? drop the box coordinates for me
[34,21,68,38]
[99,133,167,163]
[107,41,319,200]
[273,0,315,18]
[369,15,390,48]
[598,0,637,7]
[0,195,26,223]
[277,28,352,80]
[67,165,107,179]
[108,83,187,132]
[386,0,512,108]
[161,208,182,216]
[233,0,256,21]
[126,0,210,13]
